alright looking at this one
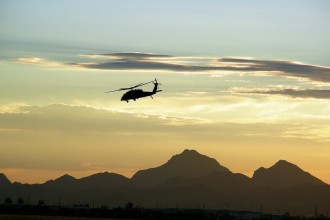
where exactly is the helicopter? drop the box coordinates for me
[105,78,162,102]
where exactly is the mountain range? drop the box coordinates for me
[1,149,329,215]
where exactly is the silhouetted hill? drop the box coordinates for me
[142,179,220,208]
[1,150,329,215]
[78,172,132,190]
[145,171,255,209]
[42,172,135,202]
[201,171,253,198]
[0,173,11,187]
[55,174,76,182]
[45,174,76,186]
[132,149,229,187]
[252,160,326,189]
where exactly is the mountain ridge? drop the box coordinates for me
[1,149,329,215]
[2,151,328,187]
[131,149,230,187]
[252,159,326,189]
[0,173,11,187]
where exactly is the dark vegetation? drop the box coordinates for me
[0,202,329,220]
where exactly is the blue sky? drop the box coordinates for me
[1,0,330,64]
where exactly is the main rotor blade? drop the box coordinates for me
[105,87,131,93]
[105,79,158,93]
[132,80,155,88]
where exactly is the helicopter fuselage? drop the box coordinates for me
[121,82,162,102]
[106,78,162,102]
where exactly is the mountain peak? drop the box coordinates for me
[253,160,325,189]
[182,149,199,155]
[274,159,295,166]
[132,149,230,187]
[276,159,289,164]
[0,173,11,186]
[56,174,76,181]
[45,174,76,185]
[168,149,212,163]
[173,149,200,158]
[82,172,128,181]
[79,172,130,186]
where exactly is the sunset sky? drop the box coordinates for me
[1,0,330,184]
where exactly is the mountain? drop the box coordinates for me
[252,160,326,189]
[44,172,130,189]
[77,172,133,193]
[131,149,230,187]
[0,173,11,187]
[79,172,130,186]
[1,149,329,215]
[45,174,76,186]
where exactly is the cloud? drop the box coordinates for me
[1,103,329,141]
[15,52,330,83]
[16,57,65,67]
[1,103,330,179]
[75,52,218,72]
[218,58,330,83]
[0,103,211,134]
[230,87,330,99]
[83,52,172,60]
[0,103,214,172]
[77,53,330,83]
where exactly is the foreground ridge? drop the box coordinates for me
[1,149,329,216]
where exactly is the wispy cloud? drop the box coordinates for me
[230,87,330,99]
[75,52,218,72]
[16,57,65,67]
[1,103,329,141]
[0,103,210,131]
[15,52,330,83]
[218,58,330,83]
[82,52,172,60]
[1,102,330,183]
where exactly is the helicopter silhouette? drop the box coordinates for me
[105,78,162,102]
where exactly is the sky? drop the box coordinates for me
[1,0,330,184]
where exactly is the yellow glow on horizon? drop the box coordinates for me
[1,102,329,185]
